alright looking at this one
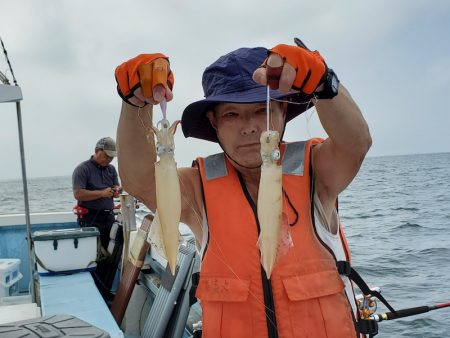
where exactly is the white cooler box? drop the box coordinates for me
[32,227,99,275]
[0,259,23,300]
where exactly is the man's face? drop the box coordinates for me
[208,102,286,168]
[95,149,114,167]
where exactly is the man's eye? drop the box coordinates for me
[223,112,237,118]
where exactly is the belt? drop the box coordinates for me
[90,208,113,213]
[82,208,113,215]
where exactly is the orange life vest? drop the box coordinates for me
[195,139,359,338]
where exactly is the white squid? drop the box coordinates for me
[257,129,282,279]
[152,115,181,275]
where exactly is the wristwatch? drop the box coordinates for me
[314,68,339,100]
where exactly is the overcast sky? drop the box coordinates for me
[1,0,449,180]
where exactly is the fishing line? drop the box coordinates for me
[137,106,154,139]
[271,95,316,139]
[266,86,270,131]
[270,97,313,106]
[178,173,279,328]
[177,175,203,231]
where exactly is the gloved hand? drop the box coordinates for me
[253,39,326,95]
[115,53,174,107]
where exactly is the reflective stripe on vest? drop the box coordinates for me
[204,153,228,180]
[204,141,306,180]
[282,141,306,175]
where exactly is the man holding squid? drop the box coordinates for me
[115,39,371,338]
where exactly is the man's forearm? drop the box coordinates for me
[117,102,157,210]
[74,189,106,202]
[315,84,372,156]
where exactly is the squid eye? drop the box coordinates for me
[273,149,280,161]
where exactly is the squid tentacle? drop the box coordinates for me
[152,118,181,275]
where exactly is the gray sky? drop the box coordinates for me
[1,0,449,180]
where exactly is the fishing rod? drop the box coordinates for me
[371,301,450,323]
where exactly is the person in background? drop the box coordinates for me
[115,39,372,337]
[72,137,122,296]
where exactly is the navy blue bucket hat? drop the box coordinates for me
[181,47,313,142]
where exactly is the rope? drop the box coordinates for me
[0,37,18,85]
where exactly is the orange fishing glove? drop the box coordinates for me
[115,53,174,107]
[266,41,326,94]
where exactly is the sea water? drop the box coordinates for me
[1,152,449,337]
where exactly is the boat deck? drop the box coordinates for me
[39,272,123,338]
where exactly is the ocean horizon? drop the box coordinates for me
[2,150,449,183]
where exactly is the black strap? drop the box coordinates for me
[35,254,96,275]
[337,261,397,314]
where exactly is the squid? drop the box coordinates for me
[152,116,181,275]
[257,130,282,279]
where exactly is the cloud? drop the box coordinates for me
[1,0,449,179]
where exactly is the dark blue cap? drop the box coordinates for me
[181,47,312,142]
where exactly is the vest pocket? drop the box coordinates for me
[282,271,356,338]
[196,277,252,338]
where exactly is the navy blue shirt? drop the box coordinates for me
[72,157,119,210]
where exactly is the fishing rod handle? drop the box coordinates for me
[372,305,430,322]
